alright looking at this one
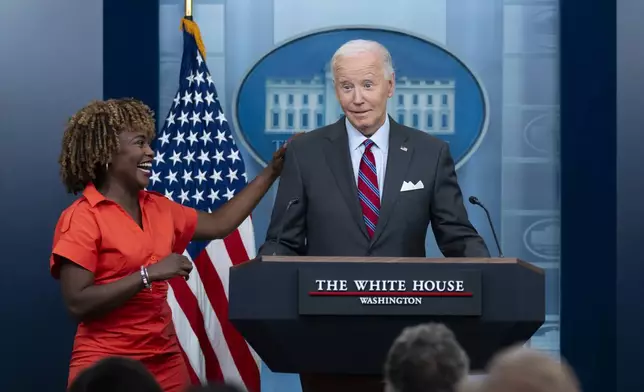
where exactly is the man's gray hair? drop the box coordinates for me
[330,39,394,81]
[384,323,469,392]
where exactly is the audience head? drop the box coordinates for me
[186,382,245,392]
[68,356,162,392]
[478,345,580,392]
[384,322,469,392]
[456,377,483,392]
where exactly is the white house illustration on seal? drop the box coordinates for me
[264,63,456,135]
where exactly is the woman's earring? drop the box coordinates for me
[105,163,109,171]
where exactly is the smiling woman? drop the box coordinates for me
[59,99,157,195]
[51,98,291,392]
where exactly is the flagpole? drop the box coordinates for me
[180,0,206,59]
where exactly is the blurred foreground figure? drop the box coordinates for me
[384,322,469,392]
[479,345,581,392]
[68,356,162,392]
[186,382,245,392]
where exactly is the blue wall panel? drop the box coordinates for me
[559,0,616,391]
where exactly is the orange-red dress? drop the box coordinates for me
[49,183,198,392]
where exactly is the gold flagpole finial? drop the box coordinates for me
[185,0,193,17]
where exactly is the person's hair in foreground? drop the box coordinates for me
[68,356,163,392]
[478,345,581,392]
[384,322,469,392]
[186,382,245,392]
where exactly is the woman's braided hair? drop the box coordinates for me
[58,98,156,194]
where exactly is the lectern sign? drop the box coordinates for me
[297,265,482,316]
[312,279,469,305]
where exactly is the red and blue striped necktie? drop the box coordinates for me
[357,139,380,238]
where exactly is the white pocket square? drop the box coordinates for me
[400,180,424,192]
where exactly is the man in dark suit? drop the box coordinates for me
[259,39,489,259]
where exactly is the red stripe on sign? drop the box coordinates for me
[308,291,473,297]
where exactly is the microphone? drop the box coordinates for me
[468,196,504,257]
[273,197,300,255]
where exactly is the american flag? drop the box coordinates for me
[149,19,261,391]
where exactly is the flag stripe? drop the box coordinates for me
[169,278,225,381]
[168,285,208,382]
[232,218,262,363]
[205,239,233,299]
[151,20,260,391]
[224,230,251,266]
[194,249,260,392]
[182,250,244,386]
[179,344,202,385]
[237,217,257,259]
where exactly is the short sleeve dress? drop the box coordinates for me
[50,183,198,392]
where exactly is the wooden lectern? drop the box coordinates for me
[228,256,545,392]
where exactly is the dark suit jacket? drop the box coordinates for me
[258,116,490,258]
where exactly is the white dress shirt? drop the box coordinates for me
[346,117,390,200]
